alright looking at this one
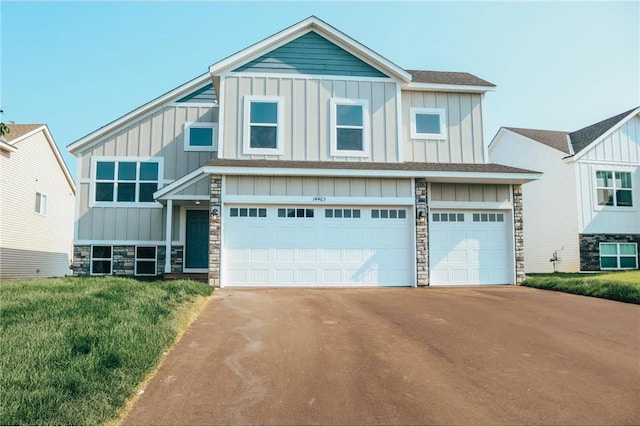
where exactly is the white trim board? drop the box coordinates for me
[223,195,415,206]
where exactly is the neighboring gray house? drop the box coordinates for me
[68,16,539,287]
[489,107,640,273]
[0,124,77,278]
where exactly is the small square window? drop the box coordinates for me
[449,213,457,222]
[457,213,464,222]
[398,210,406,219]
[372,210,379,219]
[230,208,238,217]
[481,213,488,222]
[344,209,352,218]
[239,208,248,217]
[473,213,480,222]
[118,162,136,180]
[278,208,286,218]
[353,209,361,218]
[390,210,397,219]
[411,108,447,140]
[433,213,440,222]
[325,209,333,218]
[380,210,388,219]
[287,209,296,218]
[335,209,343,218]
[306,209,314,218]
[258,208,267,218]
[489,213,496,222]
[497,214,504,222]
[441,214,448,222]
[249,208,257,217]
[184,123,217,152]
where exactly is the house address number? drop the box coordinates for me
[312,196,327,202]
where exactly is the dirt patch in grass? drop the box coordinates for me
[0,277,213,425]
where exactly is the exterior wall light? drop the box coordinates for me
[416,208,426,225]
[210,206,220,222]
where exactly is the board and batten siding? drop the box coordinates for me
[225,176,412,198]
[222,75,400,163]
[489,131,580,272]
[430,183,510,203]
[76,105,218,242]
[576,115,640,235]
[402,90,485,164]
[0,131,76,278]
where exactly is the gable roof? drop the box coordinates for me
[5,124,76,194]
[209,16,412,83]
[503,127,571,154]
[568,107,639,154]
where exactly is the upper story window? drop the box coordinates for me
[595,171,632,207]
[410,107,447,140]
[92,158,162,206]
[184,122,217,152]
[330,98,370,158]
[243,96,284,155]
[35,192,47,215]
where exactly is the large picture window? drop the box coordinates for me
[243,96,283,155]
[600,243,638,270]
[93,159,161,205]
[330,98,370,158]
[595,171,633,207]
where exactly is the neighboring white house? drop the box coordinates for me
[0,124,77,278]
[489,107,640,273]
[68,16,541,287]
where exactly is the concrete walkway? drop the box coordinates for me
[122,287,640,425]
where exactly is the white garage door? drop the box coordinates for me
[429,211,512,285]
[223,205,413,287]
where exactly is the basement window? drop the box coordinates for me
[91,246,112,275]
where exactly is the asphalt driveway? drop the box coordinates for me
[122,286,640,425]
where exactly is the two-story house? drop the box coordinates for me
[489,107,640,273]
[1,124,76,278]
[68,16,540,287]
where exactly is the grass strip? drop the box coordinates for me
[0,277,213,426]
[523,271,640,304]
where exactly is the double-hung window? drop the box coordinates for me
[410,107,447,140]
[595,171,633,207]
[600,243,638,269]
[93,159,162,205]
[184,122,217,152]
[243,96,283,155]
[330,98,370,157]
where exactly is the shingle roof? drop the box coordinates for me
[407,70,495,87]
[204,158,537,174]
[504,127,571,154]
[3,124,44,143]
[568,107,639,154]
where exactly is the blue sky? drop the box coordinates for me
[2,1,638,174]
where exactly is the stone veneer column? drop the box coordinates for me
[513,184,525,285]
[209,175,222,287]
[415,178,429,286]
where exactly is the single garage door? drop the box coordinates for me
[429,211,512,285]
[223,205,413,287]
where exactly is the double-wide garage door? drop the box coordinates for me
[223,205,413,287]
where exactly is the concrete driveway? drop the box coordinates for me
[122,287,640,425]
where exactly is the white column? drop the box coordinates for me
[164,199,173,273]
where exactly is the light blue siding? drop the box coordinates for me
[233,31,388,78]
[176,83,217,103]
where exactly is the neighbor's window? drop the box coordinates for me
[596,171,632,207]
[410,108,447,140]
[94,159,161,204]
[91,245,112,275]
[600,243,638,270]
[184,122,217,152]
[330,98,370,157]
[35,192,47,215]
[243,96,283,155]
[135,246,157,276]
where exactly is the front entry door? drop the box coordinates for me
[185,210,209,269]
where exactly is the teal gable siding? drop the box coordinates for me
[176,83,217,103]
[233,31,388,78]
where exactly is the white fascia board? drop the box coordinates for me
[404,82,495,93]
[487,127,509,153]
[209,16,411,83]
[67,73,212,154]
[201,165,541,184]
[571,108,640,161]
[0,140,17,152]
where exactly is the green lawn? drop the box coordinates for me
[0,277,213,426]
[523,270,640,304]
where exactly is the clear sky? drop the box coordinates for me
[1,1,638,175]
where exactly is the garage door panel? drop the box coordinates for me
[224,205,412,287]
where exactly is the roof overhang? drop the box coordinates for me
[208,16,412,83]
[0,139,17,152]
[155,162,541,202]
[67,73,213,155]
[404,82,495,94]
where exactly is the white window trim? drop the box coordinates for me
[135,246,158,276]
[410,107,448,140]
[593,169,634,210]
[599,242,638,270]
[35,192,47,216]
[90,245,113,276]
[242,95,284,156]
[330,98,370,158]
[90,157,164,208]
[184,122,218,152]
